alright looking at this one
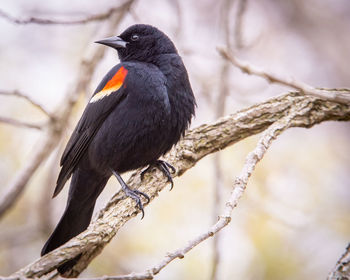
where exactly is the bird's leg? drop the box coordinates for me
[111,169,150,219]
[141,160,176,190]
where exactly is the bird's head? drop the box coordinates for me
[95,24,178,62]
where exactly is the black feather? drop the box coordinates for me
[41,24,196,273]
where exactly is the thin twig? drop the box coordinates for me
[0,3,131,25]
[0,116,43,130]
[218,47,350,105]
[0,90,52,118]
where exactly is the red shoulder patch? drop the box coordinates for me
[90,66,128,103]
[103,66,128,90]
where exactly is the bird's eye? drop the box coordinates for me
[131,34,139,41]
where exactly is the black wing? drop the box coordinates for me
[53,64,128,197]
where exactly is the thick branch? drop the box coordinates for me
[11,92,350,278]
[218,48,350,105]
[328,243,350,280]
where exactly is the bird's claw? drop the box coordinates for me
[123,187,150,219]
[111,169,150,219]
[161,161,176,174]
[140,160,176,190]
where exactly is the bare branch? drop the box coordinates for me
[0,0,135,219]
[234,0,248,49]
[328,243,350,280]
[0,127,60,217]
[210,2,233,277]
[0,116,43,130]
[218,47,350,105]
[10,92,350,278]
[0,90,52,118]
[221,0,233,50]
[0,1,133,25]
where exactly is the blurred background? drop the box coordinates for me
[0,0,349,279]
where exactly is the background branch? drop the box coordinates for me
[0,90,52,118]
[0,116,43,130]
[210,1,234,278]
[218,47,350,105]
[234,0,248,49]
[0,0,135,219]
[10,92,350,278]
[0,1,133,25]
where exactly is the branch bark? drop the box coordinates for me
[328,243,350,280]
[10,92,350,278]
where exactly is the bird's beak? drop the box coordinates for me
[95,36,127,49]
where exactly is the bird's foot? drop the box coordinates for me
[141,160,176,190]
[111,169,150,219]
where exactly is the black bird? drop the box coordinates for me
[41,24,196,272]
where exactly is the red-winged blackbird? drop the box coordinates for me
[41,24,196,273]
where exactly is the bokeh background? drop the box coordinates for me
[0,0,349,279]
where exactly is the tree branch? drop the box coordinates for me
[0,1,133,25]
[10,92,350,278]
[217,47,350,105]
[0,90,52,118]
[0,116,43,130]
[234,0,248,49]
[0,0,135,219]
[0,125,61,217]
[328,243,350,280]
[211,2,233,278]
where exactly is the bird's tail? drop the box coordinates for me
[41,168,108,273]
